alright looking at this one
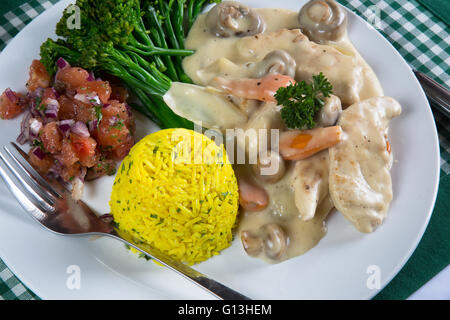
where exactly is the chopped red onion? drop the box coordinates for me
[45,98,59,106]
[47,159,62,179]
[32,147,46,160]
[43,98,59,119]
[5,88,18,103]
[19,111,32,140]
[51,88,60,99]
[16,133,28,145]
[87,72,95,82]
[108,116,119,126]
[88,119,98,132]
[30,96,44,117]
[28,87,44,100]
[17,113,42,145]
[44,109,58,119]
[58,119,74,135]
[71,121,90,137]
[74,92,100,105]
[103,103,110,109]
[124,103,133,116]
[29,118,43,137]
[56,57,69,69]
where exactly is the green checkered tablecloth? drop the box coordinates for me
[0,0,449,300]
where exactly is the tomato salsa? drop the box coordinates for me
[0,58,135,199]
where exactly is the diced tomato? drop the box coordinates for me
[58,138,79,167]
[71,134,97,167]
[110,84,129,103]
[42,87,57,102]
[60,162,82,183]
[6,61,136,188]
[97,115,134,159]
[77,81,112,104]
[0,89,25,119]
[102,100,135,133]
[86,157,117,181]
[28,148,53,175]
[41,122,63,154]
[55,67,89,91]
[101,100,127,119]
[97,116,129,148]
[110,134,134,159]
[26,60,50,93]
[57,95,77,120]
[58,94,96,123]
[74,101,96,123]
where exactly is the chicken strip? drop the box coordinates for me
[329,97,402,233]
[292,150,329,221]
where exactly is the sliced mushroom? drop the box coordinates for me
[206,1,266,38]
[252,150,286,183]
[315,94,342,127]
[241,231,263,256]
[260,223,288,260]
[298,0,348,43]
[255,50,297,78]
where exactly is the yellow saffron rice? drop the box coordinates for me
[110,128,239,265]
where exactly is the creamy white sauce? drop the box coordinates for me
[183,8,383,107]
[179,4,388,263]
[235,163,332,263]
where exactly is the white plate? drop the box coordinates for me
[0,0,440,300]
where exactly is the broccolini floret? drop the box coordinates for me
[40,0,216,129]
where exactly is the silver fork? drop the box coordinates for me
[0,142,250,300]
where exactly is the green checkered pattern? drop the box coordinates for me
[0,0,449,300]
[0,0,59,50]
[338,0,450,178]
[0,259,38,300]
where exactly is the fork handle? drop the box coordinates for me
[184,276,251,300]
[106,233,251,300]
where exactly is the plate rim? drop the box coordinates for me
[0,0,441,300]
[343,2,441,299]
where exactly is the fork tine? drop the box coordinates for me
[0,160,47,221]
[5,145,62,199]
[0,150,55,213]
[10,142,63,198]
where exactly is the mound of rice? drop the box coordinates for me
[110,128,239,265]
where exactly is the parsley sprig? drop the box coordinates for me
[274,72,333,129]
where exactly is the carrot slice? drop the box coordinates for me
[279,126,343,160]
[238,179,269,212]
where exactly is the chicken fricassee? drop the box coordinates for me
[164,0,402,263]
